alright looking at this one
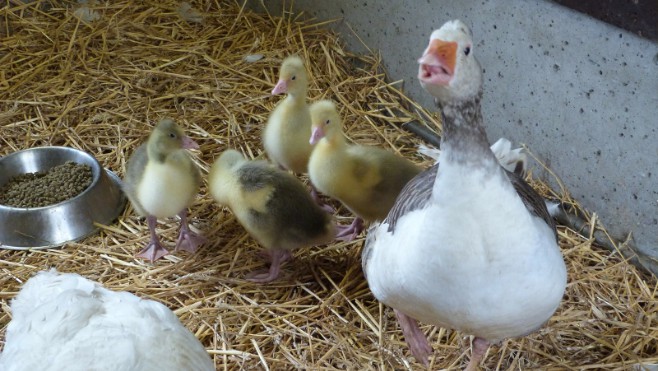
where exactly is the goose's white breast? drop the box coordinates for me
[366,163,566,341]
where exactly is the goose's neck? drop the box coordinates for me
[320,132,347,150]
[286,89,307,105]
[147,143,167,164]
[438,91,494,167]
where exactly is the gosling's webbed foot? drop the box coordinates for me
[247,249,290,283]
[335,218,364,242]
[175,229,206,253]
[136,240,170,262]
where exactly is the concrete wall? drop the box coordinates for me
[247,1,658,269]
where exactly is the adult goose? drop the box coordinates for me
[362,20,567,369]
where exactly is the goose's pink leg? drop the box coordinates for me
[395,309,432,366]
[464,337,489,371]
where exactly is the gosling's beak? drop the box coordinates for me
[309,126,325,145]
[271,79,288,95]
[182,136,200,150]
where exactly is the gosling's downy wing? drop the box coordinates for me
[237,163,331,243]
[369,153,422,212]
[237,162,280,192]
[336,147,418,220]
[122,144,148,214]
[123,144,148,195]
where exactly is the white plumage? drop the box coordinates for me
[363,19,567,369]
[0,270,214,371]
[367,157,566,341]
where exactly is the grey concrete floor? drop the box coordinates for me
[247,0,658,274]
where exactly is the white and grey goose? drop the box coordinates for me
[362,20,567,369]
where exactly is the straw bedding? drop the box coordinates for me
[0,1,656,369]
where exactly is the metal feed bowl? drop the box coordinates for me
[0,146,126,249]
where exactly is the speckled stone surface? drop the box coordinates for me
[247,1,658,263]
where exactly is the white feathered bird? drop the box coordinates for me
[363,20,566,369]
[0,269,214,371]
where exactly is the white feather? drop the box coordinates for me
[243,54,264,63]
[489,138,526,174]
[0,269,214,371]
[417,143,441,161]
[544,199,562,217]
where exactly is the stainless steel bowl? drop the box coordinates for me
[0,146,126,249]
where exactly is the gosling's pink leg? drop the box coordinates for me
[310,185,335,213]
[464,337,489,371]
[175,210,206,253]
[276,163,334,214]
[246,249,289,283]
[395,309,432,366]
[256,249,292,264]
[335,217,364,241]
[136,216,170,262]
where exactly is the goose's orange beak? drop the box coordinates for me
[418,39,457,85]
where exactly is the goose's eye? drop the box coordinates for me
[464,46,471,56]
[291,75,296,80]
[169,133,176,138]
[325,119,330,125]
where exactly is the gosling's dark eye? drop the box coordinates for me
[291,75,296,80]
[464,46,471,56]
[169,133,176,138]
[325,119,330,125]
